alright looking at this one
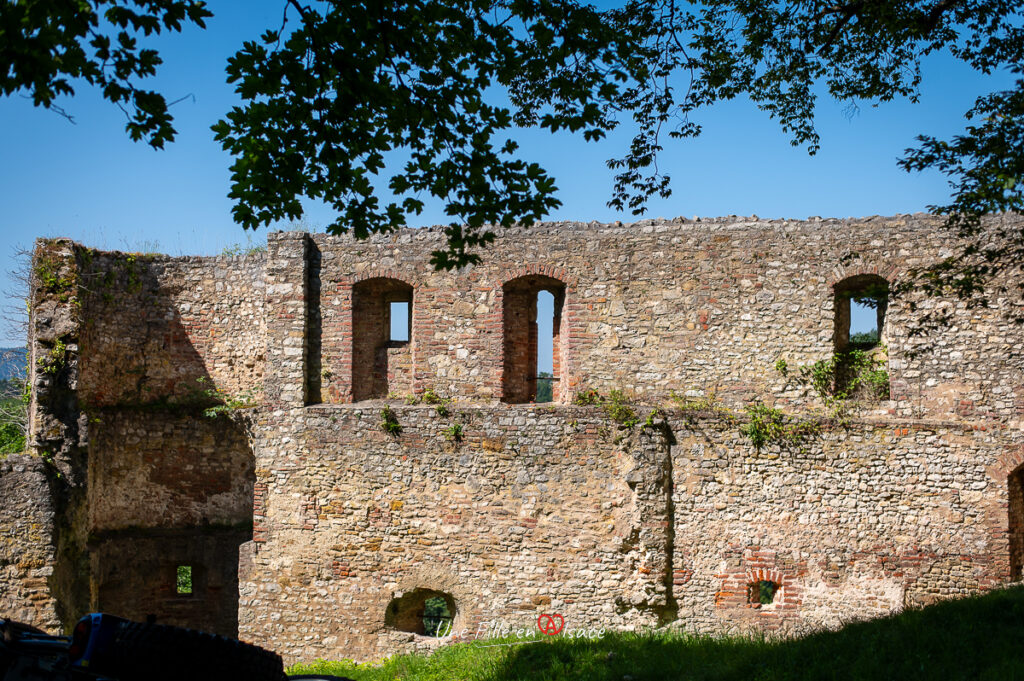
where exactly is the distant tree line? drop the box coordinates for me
[0,348,27,455]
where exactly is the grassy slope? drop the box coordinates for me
[290,584,1024,681]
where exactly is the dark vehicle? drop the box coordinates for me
[1,614,351,681]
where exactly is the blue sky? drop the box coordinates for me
[0,2,1015,351]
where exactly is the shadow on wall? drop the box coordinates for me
[67,254,258,637]
[1011,463,1024,582]
[89,524,253,638]
[76,252,261,408]
[84,401,256,638]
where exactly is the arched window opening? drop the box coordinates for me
[748,580,779,607]
[832,274,890,399]
[502,275,566,404]
[834,274,889,352]
[352,278,414,401]
[385,589,457,636]
[1010,464,1024,581]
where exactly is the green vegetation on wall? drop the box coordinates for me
[776,349,889,420]
[740,404,820,451]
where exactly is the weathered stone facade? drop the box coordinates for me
[17,215,1024,663]
[0,455,61,629]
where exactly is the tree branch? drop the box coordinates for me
[818,1,865,55]
[921,0,964,34]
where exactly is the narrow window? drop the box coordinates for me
[502,275,566,404]
[1010,464,1024,581]
[390,301,410,342]
[833,275,888,352]
[176,565,193,596]
[352,278,414,400]
[832,274,890,399]
[748,580,778,606]
[849,298,880,349]
[535,290,555,403]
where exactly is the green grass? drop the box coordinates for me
[289,584,1024,680]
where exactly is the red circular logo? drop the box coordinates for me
[537,613,565,636]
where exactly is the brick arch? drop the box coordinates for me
[989,445,1024,481]
[746,568,786,585]
[497,263,578,289]
[826,263,901,289]
[745,569,787,599]
[745,568,803,615]
[350,276,416,401]
[498,270,574,404]
[346,268,416,286]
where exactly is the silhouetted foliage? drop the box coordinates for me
[0,1,211,148]
[5,2,1024,304]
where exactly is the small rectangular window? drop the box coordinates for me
[176,565,193,596]
[390,301,410,342]
[748,580,778,606]
[848,298,879,348]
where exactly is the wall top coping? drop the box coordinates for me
[305,213,959,248]
[45,213,1023,261]
[35,237,268,266]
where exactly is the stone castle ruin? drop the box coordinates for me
[4,215,1024,662]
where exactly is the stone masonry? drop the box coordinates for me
[11,214,1024,663]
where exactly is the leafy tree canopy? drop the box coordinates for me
[0,0,211,148]
[4,1,1024,305]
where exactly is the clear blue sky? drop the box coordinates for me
[0,2,1014,348]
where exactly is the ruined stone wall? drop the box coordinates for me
[28,239,90,630]
[90,528,250,636]
[87,410,254,531]
[237,405,1023,663]
[305,216,1024,423]
[84,409,254,636]
[239,406,667,662]
[25,241,264,634]
[666,416,1022,632]
[22,216,1024,657]
[0,455,60,629]
[76,250,266,407]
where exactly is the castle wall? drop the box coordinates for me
[666,416,1022,631]
[22,216,1024,657]
[26,242,264,634]
[238,406,669,662]
[0,455,60,629]
[90,528,250,636]
[87,410,254,531]
[82,407,255,637]
[303,216,1024,423]
[237,405,1023,663]
[76,251,266,408]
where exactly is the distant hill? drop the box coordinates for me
[0,348,27,381]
